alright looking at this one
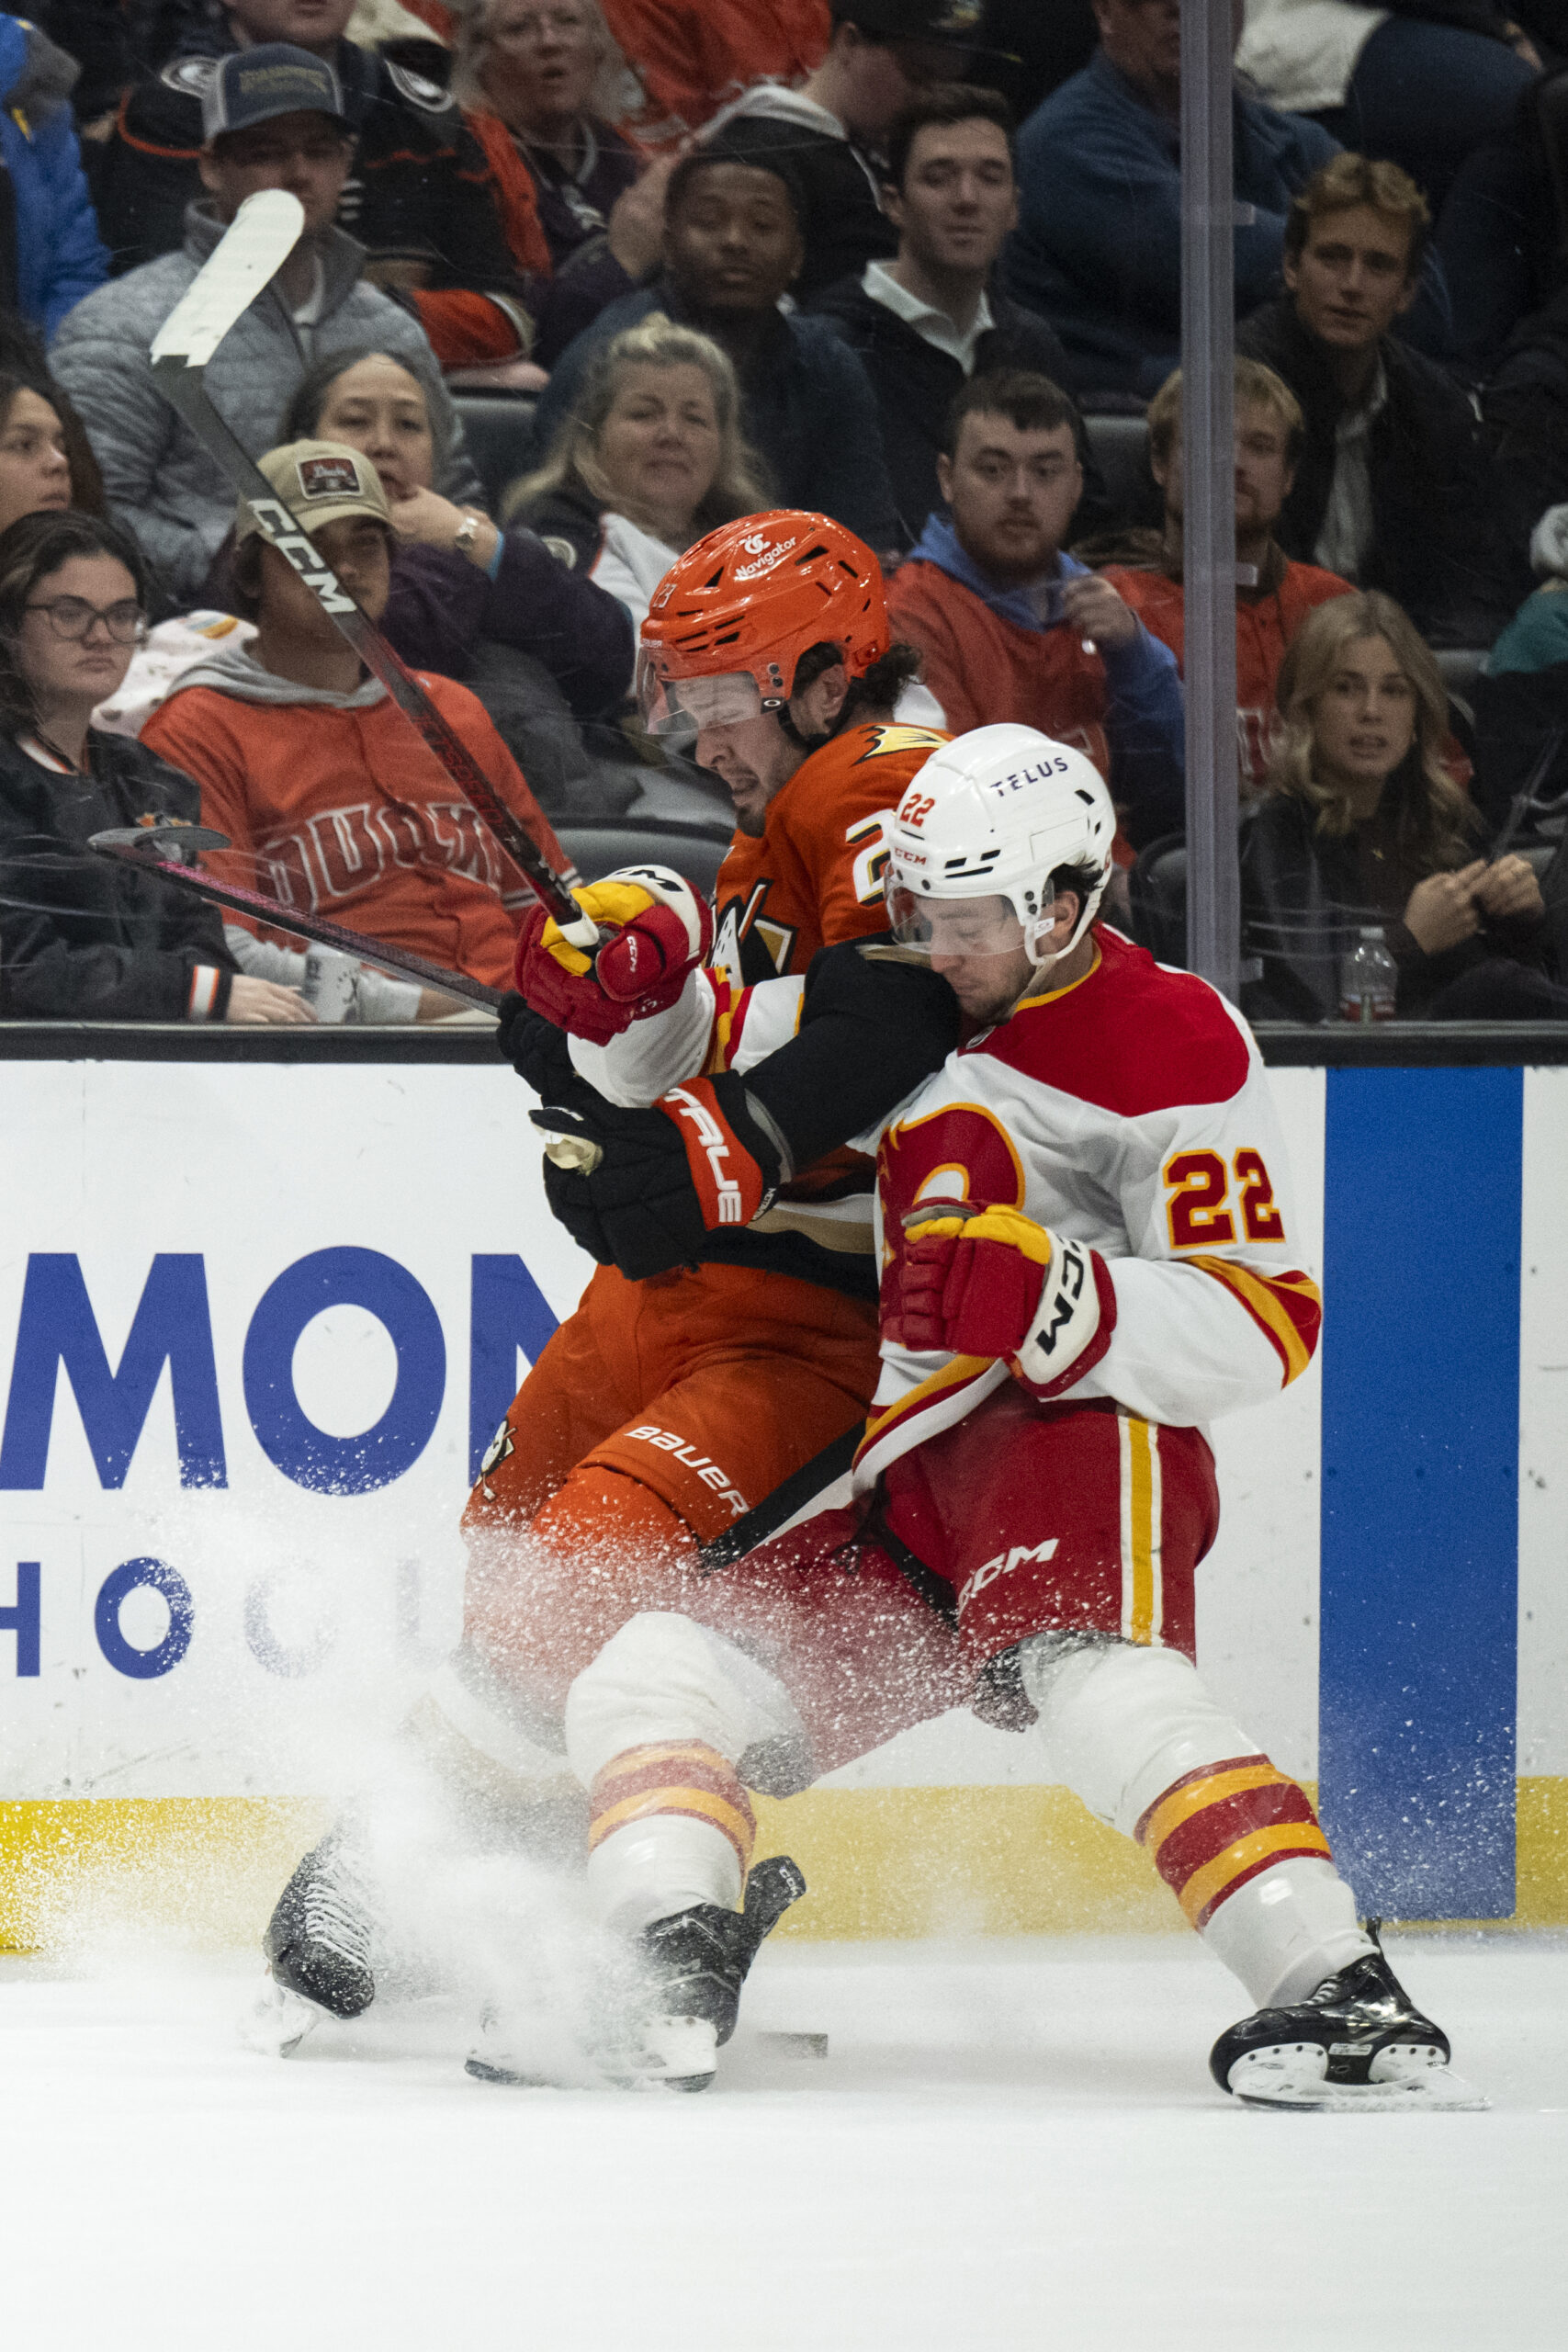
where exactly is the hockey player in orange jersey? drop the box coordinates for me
[256,513,964,2035]
[503,725,1472,2111]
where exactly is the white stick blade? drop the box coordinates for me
[151,189,306,368]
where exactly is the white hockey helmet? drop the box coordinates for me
[884,724,1116,967]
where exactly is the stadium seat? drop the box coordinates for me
[1083,413,1153,525]
[556,814,732,899]
[1127,832,1187,967]
[453,393,539,510]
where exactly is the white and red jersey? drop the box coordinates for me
[574,925,1321,1477]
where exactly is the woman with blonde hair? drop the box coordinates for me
[504,311,770,634]
[1240,589,1562,1022]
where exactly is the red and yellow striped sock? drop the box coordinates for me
[1136,1754,1332,1928]
[588,1740,757,1873]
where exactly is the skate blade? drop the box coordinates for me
[465,2053,558,2088]
[1234,2055,1489,2113]
[238,1976,322,2059]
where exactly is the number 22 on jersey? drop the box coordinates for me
[1163,1148,1285,1248]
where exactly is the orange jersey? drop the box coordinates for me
[710,718,950,987]
[1102,561,1354,788]
[604,0,830,141]
[143,669,564,992]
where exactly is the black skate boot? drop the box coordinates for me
[1211,1924,1485,2111]
[260,1831,378,2026]
[468,1854,808,2092]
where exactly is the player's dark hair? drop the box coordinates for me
[942,369,1083,458]
[885,83,1013,194]
[792,636,925,732]
[1048,858,1107,922]
[0,510,147,730]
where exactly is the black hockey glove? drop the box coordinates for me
[530,1073,786,1282]
[495,992,579,1100]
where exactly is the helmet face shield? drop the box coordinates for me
[636,650,769,740]
[886,884,1028,960]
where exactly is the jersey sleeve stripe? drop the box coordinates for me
[1188,1256,1322,1386]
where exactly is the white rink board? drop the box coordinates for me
[0,1058,1563,1799]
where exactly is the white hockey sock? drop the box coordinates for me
[588,1814,743,1939]
[1021,1636,1371,2008]
[1200,1856,1374,2009]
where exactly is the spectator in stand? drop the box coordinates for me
[1471,502,1568,833]
[1236,0,1544,360]
[0,365,105,528]
[708,0,991,304]
[1483,278,1568,582]
[1240,589,1562,1022]
[1237,152,1511,643]
[281,345,634,812]
[1004,0,1337,399]
[141,439,567,994]
[456,0,642,271]
[809,84,1097,550]
[1092,357,1353,792]
[504,311,768,637]
[0,14,108,340]
[887,370,1185,844]
[0,508,308,1023]
[51,48,482,607]
[601,0,829,145]
[88,0,534,370]
[530,141,897,550]
[453,0,675,368]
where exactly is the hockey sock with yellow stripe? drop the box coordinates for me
[587,1740,756,1934]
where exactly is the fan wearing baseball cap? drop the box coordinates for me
[140,438,565,998]
[704,0,993,302]
[89,2,531,370]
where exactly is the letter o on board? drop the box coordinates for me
[95,1557,194,1679]
[243,1248,446,1493]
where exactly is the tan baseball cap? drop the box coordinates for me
[237,440,392,541]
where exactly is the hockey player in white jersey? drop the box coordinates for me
[525,724,1471,2108]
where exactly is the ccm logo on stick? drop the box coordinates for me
[957,1539,1059,1614]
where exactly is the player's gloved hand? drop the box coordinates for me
[896,1201,1112,1398]
[494,993,579,1098]
[513,866,713,1046]
[530,1073,785,1281]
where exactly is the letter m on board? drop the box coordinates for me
[0,1254,226,1490]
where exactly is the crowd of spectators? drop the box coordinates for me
[0,0,1565,1026]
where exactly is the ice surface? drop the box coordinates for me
[2,1933,1562,2350]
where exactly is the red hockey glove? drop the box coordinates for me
[513,867,713,1045]
[897,1202,1113,1397]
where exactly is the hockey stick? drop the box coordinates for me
[695,1423,861,1574]
[149,190,598,951]
[89,823,503,1010]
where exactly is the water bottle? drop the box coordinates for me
[1339,927,1398,1023]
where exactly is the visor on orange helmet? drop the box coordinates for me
[637,511,889,736]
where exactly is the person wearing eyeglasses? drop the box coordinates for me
[0,509,311,1023]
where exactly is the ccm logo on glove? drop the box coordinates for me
[897,1200,1116,1397]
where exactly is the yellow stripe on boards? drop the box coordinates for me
[1177,1824,1334,1927]
[1139,1764,1287,1858]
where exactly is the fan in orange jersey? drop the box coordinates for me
[254,512,964,2038]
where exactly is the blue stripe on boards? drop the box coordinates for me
[1317,1068,1521,1918]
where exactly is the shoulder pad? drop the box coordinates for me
[385,61,456,114]
[160,56,218,98]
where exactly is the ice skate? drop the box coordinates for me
[259,1829,378,2029]
[1212,1926,1487,2111]
[592,1854,807,2093]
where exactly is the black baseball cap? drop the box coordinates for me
[201,44,351,141]
[830,0,989,43]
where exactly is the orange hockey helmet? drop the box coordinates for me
[637,510,890,740]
